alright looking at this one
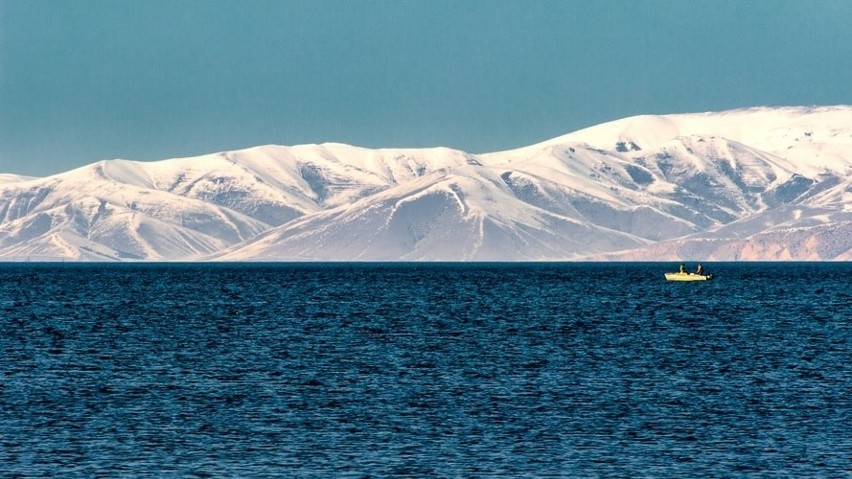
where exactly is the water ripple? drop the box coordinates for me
[1,262,850,477]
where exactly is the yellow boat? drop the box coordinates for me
[664,272,713,281]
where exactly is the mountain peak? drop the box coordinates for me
[2,106,850,261]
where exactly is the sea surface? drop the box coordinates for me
[1,262,850,477]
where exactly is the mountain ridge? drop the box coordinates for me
[2,106,850,261]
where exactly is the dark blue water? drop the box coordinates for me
[1,263,850,477]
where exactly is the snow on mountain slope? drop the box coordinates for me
[0,174,38,185]
[594,174,852,261]
[0,169,269,260]
[132,144,477,220]
[532,106,852,175]
[214,166,649,261]
[1,105,850,261]
[0,144,485,260]
[483,133,809,235]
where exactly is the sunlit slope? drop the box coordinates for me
[1,106,850,260]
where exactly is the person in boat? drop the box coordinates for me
[696,264,705,275]
[678,263,686,274]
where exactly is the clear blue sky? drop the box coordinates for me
[2,0,851,176]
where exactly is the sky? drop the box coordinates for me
[2,0,851,177]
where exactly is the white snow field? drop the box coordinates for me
[1,106,850,261]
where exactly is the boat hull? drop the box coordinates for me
[664,272,713,281]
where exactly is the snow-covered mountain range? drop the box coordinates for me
[2,106,851,261]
